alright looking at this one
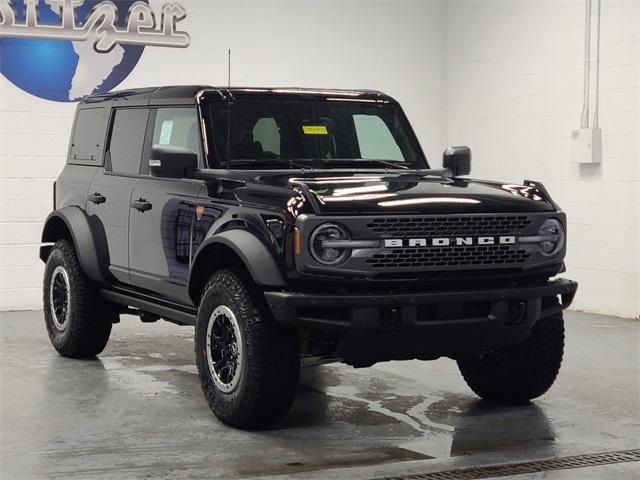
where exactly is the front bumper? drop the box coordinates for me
[265,278,578,365]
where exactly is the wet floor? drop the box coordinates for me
[1,310,638,479]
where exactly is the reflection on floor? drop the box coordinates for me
[1,310,638,480]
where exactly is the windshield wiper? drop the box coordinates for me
[223,158,313,170]
[364,159,411,170]
[328,159,411,170]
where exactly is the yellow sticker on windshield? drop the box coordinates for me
[302,125,328,135]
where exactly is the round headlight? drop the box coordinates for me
[538,218,565,256]
[310,223,351,265]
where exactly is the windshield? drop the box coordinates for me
[201,96,428,170]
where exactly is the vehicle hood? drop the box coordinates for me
[206,170,557,215]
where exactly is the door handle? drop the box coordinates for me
[131,198,152,212]
[88,192,106,204]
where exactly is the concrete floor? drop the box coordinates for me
[1,310,638,480]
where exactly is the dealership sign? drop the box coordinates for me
[0,0,190,102]
[0,0,189,52]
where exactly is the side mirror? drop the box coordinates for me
[443,146,471,176]
[149,145,198,179]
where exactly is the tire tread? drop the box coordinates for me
[195,269,300,429]
[458,311,564,404]
[43,239,113,358]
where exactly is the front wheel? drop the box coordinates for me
[195,269,300,429]
[457,310,564,404]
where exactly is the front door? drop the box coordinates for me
[128,106,204,304]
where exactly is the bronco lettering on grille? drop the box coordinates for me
[384,236,516,248]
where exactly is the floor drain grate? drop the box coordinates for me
[374,449,640,480]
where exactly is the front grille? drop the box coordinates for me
[366,245,529,269]
[361,215,533,271]
[366,215,531,237]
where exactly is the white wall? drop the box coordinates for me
[1,0,638,318]
[0,0,447,310]
[442,0,639,318]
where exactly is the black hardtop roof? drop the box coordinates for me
[79,85,396,107]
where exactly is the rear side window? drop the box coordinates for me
[108,108,149,175]
[69,107,107,164]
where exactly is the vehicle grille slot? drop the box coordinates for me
[366,245,529,269]
[366,215,531,237]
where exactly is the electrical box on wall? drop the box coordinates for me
[571,128,602,164]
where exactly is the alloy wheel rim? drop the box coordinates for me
[206,305,243,393]
[50,265,70,331]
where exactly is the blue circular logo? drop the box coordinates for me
[0,1,145,102]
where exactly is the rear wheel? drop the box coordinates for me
[457,308,564,404]
[195,269,300,429]
[43,239,116,357]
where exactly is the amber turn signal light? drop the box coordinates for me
[294,227,302,255]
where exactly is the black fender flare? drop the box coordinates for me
[40,206,109,282]
[188,229,287,301]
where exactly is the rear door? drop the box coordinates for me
[128,107,204,304]
[86,107,149,284]
[57,107,108,210]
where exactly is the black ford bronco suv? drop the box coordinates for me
[41,86,577,429]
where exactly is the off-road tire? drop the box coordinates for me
[457,308,564,404]
[43,239,115,357]
[195,269,300,429]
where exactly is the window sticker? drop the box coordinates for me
[159,120,174,145]
[302,125,328,135]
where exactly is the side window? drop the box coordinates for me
[152,107,202,158]
[353,114,404,161]
[108,108,149,175]
[252,117,280,155]
[69,107,107,164]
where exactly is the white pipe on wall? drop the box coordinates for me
[592,0,602,128]
[581,0,592,128]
